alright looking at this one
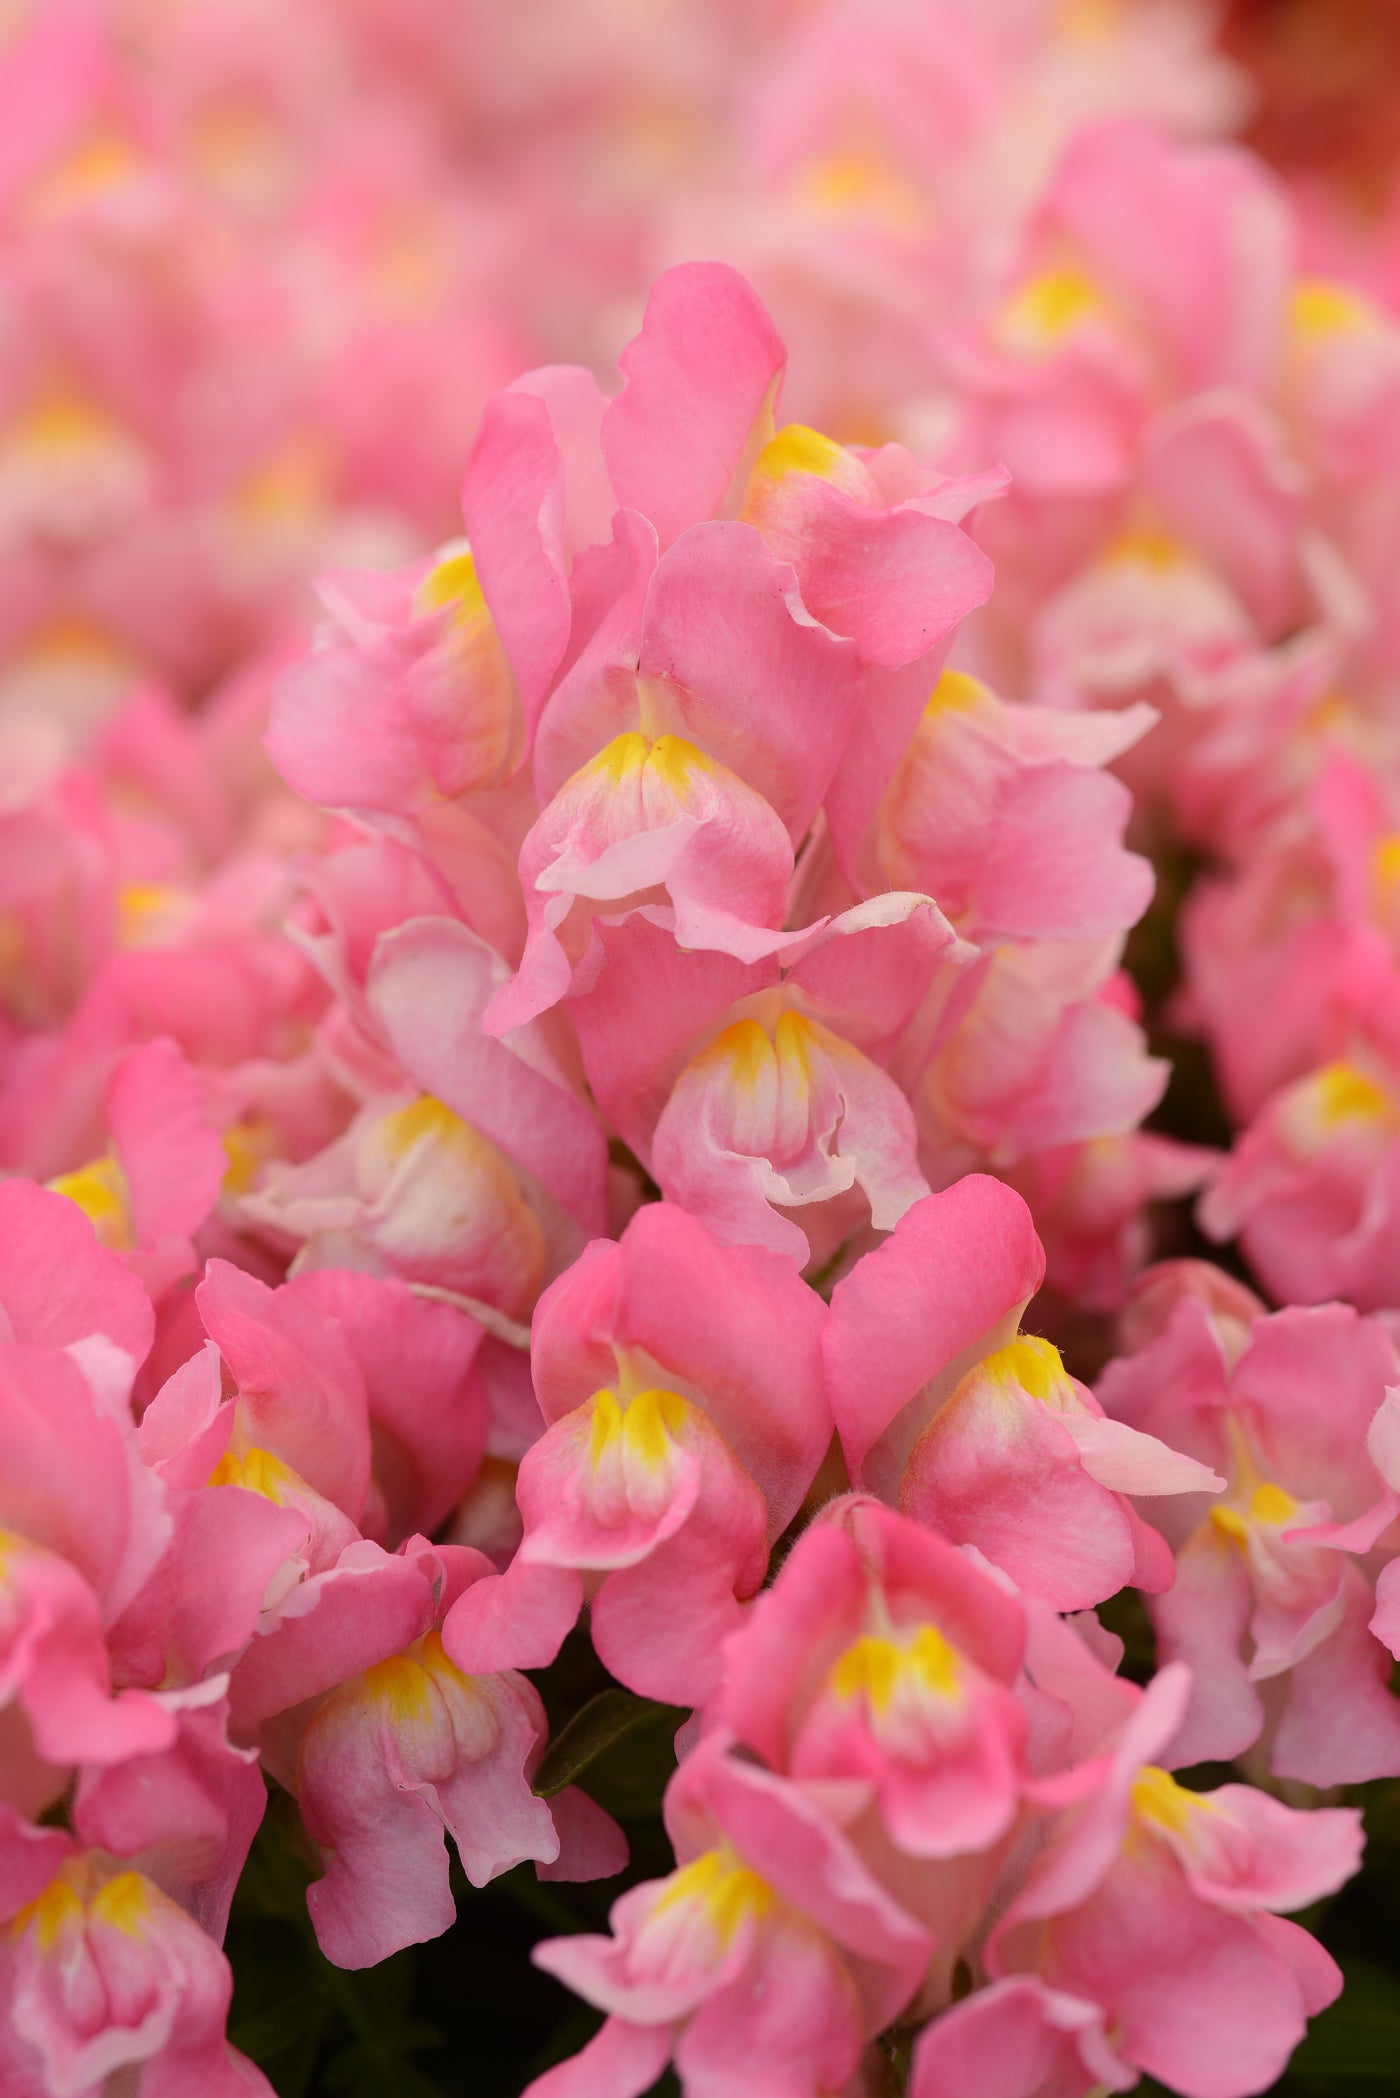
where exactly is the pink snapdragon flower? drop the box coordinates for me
[1188,757,1400,1309]
[0,845,328,1188]
[1098,1261,1400,1781]
[454,264,995,1032]
[0,1825,271,2098]
[525,1729,931,2098]
[905,941,1169,1199]
[824,1178,1222,1609]
[145,1257,373,1536]
[712,1495,1029,1862]
[239,911,608,1316]
[699,1487,1152,1998]
[67,1697,268,1946]
[444,1202,828,1704]
[224,1531,617,1967]
[1180,751,1400,1125]
[908,1975,1137,2098]
[140,1255,493,1570]
[941,120,1290,521]
[45,1034,227,1300]
[982,1668,1361,2098]
[1198,1022,1400,1312]
[708,1493,1040,1995]
[571,896,966,1266]
[0,1191,179,1801]
[660,0,1245,442]
[863,668,1156,940]
[265,539,524,815]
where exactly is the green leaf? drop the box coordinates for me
[1093,1586,1157,1685]
[227,1967,328,2098]
[324,2032,449,2098]
[1283,1956,1400,2092]
[227,1792,450,2097]
[1356,1778,1400,1855]
[533,1688,682,1799]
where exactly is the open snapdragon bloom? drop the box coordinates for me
[1098,1261,1400,1781]
[526,1730,932,2098]
[824,1177,1222,1610]
[444,1201,829,1704]
[0,1835,270,2097]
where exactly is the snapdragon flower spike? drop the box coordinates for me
[825,1179,1222,1610]
[713,1496,1028,1863]
[572,895,966,1264]
[986,1667,1362,2098]
[444,1202,828,1705]
[526,1729,931,2098]
[0,1834,270,2098]
[1098,1263,1400,1782]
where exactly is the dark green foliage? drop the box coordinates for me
[533,1686,686,1803]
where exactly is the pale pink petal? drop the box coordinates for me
[602,263,786,551]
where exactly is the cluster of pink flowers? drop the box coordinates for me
[4,2,1400,2096]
